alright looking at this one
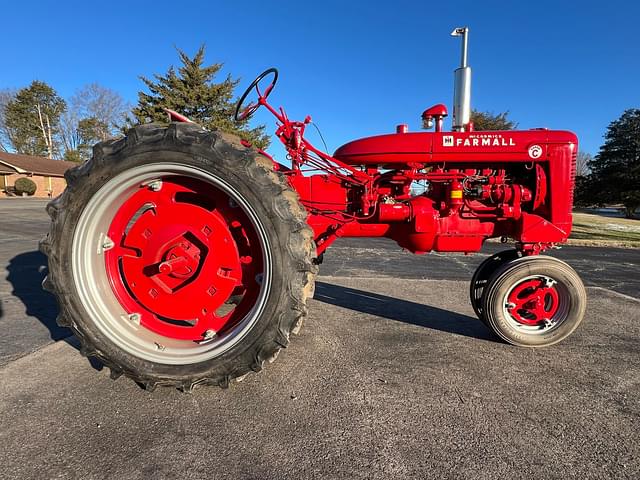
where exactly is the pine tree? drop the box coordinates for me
[469,109,517,131]
[4,81,66,157]
[584,109,640,218]
[130,46,269,149]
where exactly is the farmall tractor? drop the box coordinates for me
[41,28,586,391]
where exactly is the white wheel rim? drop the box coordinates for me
[71,163,273,365]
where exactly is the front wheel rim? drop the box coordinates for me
[71,163,272,365]
[502,274,569,334]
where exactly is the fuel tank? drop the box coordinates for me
[333,129,578,166]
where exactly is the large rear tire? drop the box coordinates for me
[40,123,317,391]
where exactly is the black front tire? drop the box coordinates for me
[481,256,587,347]
[469,249,521,322]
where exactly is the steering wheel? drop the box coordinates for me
[234,68,279,122]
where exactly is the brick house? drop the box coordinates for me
[0,152,76,198]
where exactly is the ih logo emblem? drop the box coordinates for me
[443,135,454,147]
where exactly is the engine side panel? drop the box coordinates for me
[295,129,578,255]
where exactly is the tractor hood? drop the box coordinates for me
[334,132,432,165]
[333,129,578,165]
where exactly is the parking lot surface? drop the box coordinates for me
[1,199,639,479]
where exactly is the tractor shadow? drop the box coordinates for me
[6,251,68,341]
[314,281,497,342]
[6,251,103,370]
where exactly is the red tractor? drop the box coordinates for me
[41,27,586,391]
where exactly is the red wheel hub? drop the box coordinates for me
[105,176,263,341]
[506,277,559,326]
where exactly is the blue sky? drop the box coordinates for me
[1,0,638,156]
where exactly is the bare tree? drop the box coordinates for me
[60,107,80,154]
[61,83,129,160]
[576,151,592,177]
[72,83,128,140]
[0,89,17,152]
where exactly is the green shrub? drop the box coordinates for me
[14,177,37,196]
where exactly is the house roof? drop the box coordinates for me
[0,152,77,177]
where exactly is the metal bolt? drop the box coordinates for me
[155,342,165,351]
[203,329,216,340]
[128,313,141,324]
[102,236,115,252]
[506,302,516,309]
[143,179,163,191]
[544,278,557,288]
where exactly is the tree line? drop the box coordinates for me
[575,109,640,218]
[0,81,132,162]
[0,46,268,163]
[0,46,637,216]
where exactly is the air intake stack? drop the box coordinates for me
[451,27,471,131]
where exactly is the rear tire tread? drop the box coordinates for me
[42,123,317,391]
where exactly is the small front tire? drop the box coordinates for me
[481,256,586,347]
[469,249,521,322]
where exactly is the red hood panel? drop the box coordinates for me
[334,132,432,164]
[334,130,578,165]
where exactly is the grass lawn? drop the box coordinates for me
[570,210,640,247]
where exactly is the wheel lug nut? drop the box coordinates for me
[101,235,115,252]
[142,179,163,191]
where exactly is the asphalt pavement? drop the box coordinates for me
[1,198,639,479]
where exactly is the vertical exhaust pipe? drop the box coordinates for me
[451,27,471,131]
